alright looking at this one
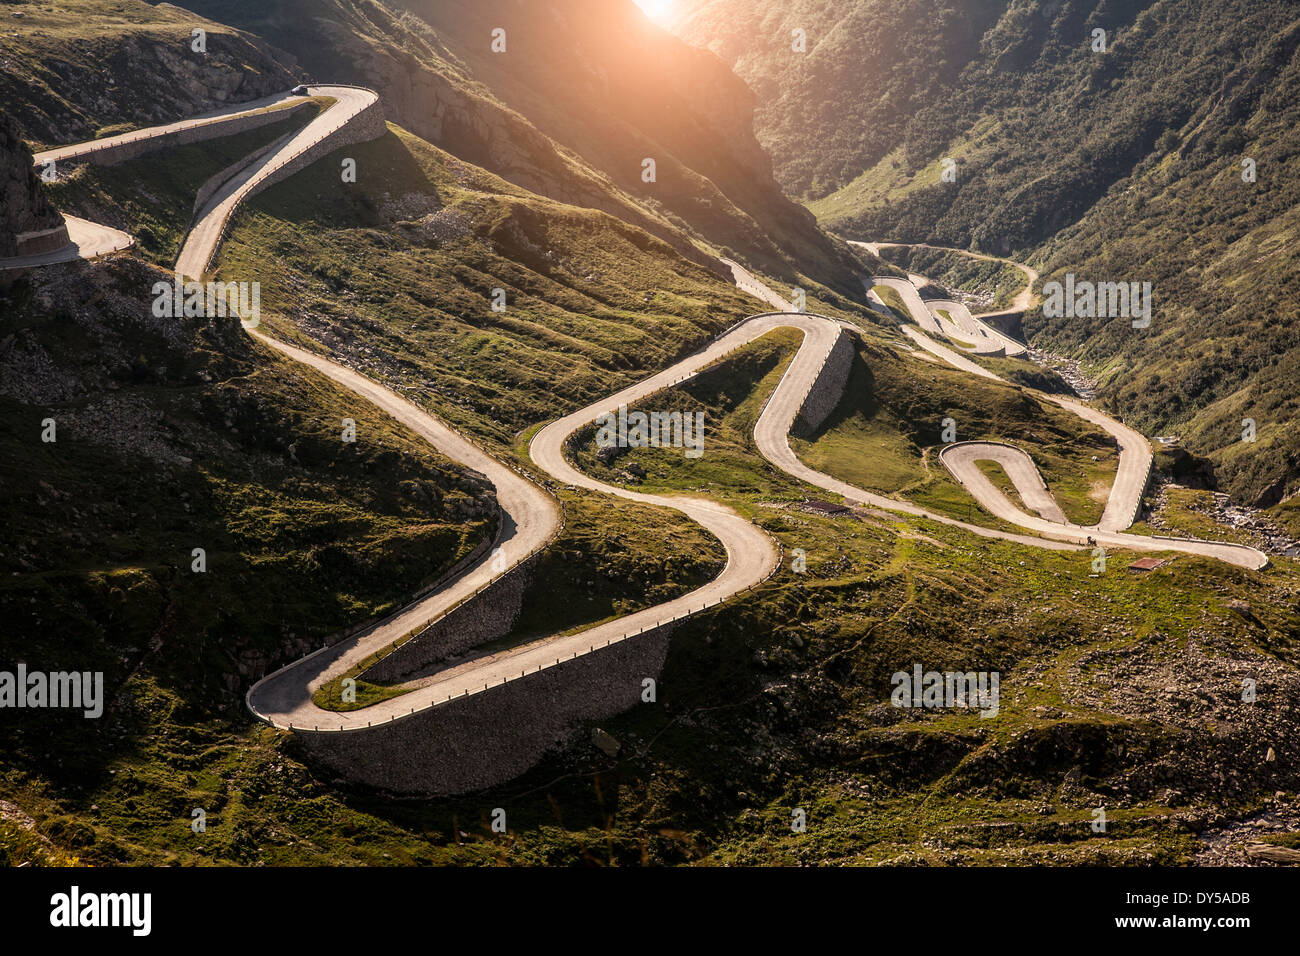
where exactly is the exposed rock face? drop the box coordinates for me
[0,25,301,147]
[0,111,64,258]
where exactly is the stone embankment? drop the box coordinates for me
[795,327,855,435]
[31,99,313,169]
[298,622,675,796]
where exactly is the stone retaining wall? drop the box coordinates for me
[796,327,855,436]
[241,96,387,202]
[48,101,314,168]
[360,544,541,683]
[981,309,1024,340]
[15,224,70,256]
[299,622,675,795]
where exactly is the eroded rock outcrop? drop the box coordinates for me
[0,111,64,258]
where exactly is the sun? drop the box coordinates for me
[633,0,676,25]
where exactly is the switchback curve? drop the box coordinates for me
[17,88,1266,762]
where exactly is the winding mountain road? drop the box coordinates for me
[851,254,1259,566]
[246,250,1266,732]
[853,239,1040,315]
[243,331,560,730]
[30,91,302,168]
[175,85,378,280]
[13,86,376,278]
[0,215,133,271]
[858,240,1033,356]
[24,89,1266,749]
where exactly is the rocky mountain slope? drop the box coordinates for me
[1,112,64,257]
[0,0,298,146]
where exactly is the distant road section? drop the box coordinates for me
[727,266,1263,570]
[856,240,1033,355]
[0,215,132,270]
[852,239,1040,315]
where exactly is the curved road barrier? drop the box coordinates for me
[0,215,133,271]
[176,85,384,279]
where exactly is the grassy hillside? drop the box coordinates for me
[676,0,1300,509]
[216,123,876,450]
[171,0,876,294]
[0,0,300,145]
[0,254,497,654]
[7,303,1298,865]
[0,253,500,844]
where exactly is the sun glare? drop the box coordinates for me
[634,0,675,25]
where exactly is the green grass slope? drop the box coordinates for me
[216,123,875,450]
[678,0,1300,509]
[7,300,1298,866]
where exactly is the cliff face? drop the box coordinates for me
[0,0,300,147]
[0,112,64,258]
